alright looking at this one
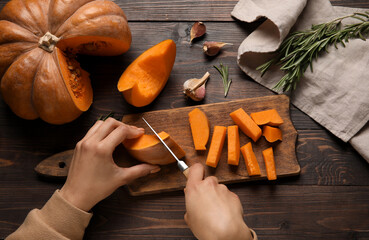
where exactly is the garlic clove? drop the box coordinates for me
[183,72,210,101]
[203,41,232,56]
[190,22,206,42]
[193,85,206,101]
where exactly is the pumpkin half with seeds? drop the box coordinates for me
[0,0,131,124]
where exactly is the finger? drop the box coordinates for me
[118,164,161,185]
[184,212,189,225]
[81,120,104,140]
[218,183,228,192]
[91,118,122,141]
[186,163,204,189]
[102,124,145,150]
[205,176,219,185]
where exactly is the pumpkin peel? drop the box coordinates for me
[0,0,49,34]
[32,53,82,124]
[0,48,42,120]
[0,0,132,124]
[48,0,95,34]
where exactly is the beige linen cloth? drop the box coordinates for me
[232,0,369,163]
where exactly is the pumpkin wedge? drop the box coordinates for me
[0,0,131,124]
[241,142,261,176]
[188,108,210,150]
[263,125,283,143]
[123,131,185,165]
[206,126,227,168]
[262,147,277,180]
[227,125,240,166]
[250,109,284,126]
[230,108,262,142]
[117,39,176,107]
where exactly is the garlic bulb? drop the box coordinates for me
[183,72,210,101]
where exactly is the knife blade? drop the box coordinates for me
[142,117,189,178]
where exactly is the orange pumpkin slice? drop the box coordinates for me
[230,108,262,142]
[188,108,210,150]
[117,39,176,107]
[262,147,277,181]
[227,125,240,166]
[250,109,284,126]
[206,126,227,168]
[241,142,261,176]
[262,125,283,143]
[123,131,185,165]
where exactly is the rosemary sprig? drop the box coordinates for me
[214,63,232,97]
[257,12,369,92]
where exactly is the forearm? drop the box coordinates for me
[6,190,92,240]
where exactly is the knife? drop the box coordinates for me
[142,117,190,178]
[35,119,190,179]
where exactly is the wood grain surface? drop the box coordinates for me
[122,95,299,195]
[1,0,369,239]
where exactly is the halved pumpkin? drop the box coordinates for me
[117,39,176,107]
[123,131,185,165]
[0,0,131,124]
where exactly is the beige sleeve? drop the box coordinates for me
[6,190,92,240]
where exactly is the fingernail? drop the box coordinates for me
[150,167,161,174]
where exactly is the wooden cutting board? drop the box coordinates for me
[119,95,299,196]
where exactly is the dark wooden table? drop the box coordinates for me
[1,0,369,239]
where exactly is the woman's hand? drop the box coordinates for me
[184,163,253,240]
[60,118,160,212]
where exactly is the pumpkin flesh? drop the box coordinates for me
[56,48,92,112]
[57,36,130,56]
[117,39,176,107]
[188,108,210,151]
[123,131,186,165]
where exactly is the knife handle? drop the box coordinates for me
[182,168,189,178]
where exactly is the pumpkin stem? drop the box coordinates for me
[38,32,61,53]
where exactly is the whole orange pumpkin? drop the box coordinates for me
[0,0,131,124]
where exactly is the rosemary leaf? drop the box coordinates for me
[214,63,232,97]
[257,12,369,92]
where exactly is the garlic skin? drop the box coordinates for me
[184,82,206,101]
[190,22,206,42]
[203,41,231,56]
[183,72,210,101]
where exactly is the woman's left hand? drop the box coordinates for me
[60,118,160,211]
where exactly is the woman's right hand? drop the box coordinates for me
[184,163,254,240]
